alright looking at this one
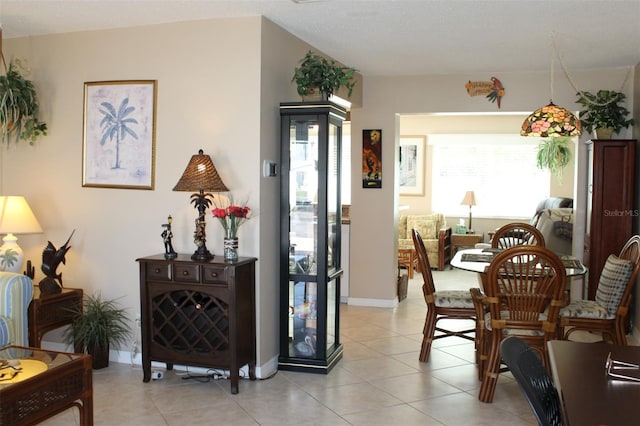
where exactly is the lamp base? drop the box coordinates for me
[191,245,214,261]
[0,233,24,273]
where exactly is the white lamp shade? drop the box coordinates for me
[0,196,42,273]
[0,196,43,234]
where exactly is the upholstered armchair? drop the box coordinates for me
[0,272,34,347]
[399,213,451,270]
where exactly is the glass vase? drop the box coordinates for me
[224,228,239,261]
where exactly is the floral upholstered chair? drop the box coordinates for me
[0,272,34,347]
[399,213,451,270]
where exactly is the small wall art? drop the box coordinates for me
[465,76,505,108]
[362,129,382,188]
[399,135,425,195]
[82,80,157,189]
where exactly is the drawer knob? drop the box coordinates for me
[182,270,189,276]
[154,268,161,273]
[210,272,218,277]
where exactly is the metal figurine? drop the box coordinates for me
[38,230,75,295]
[162,215,177,259]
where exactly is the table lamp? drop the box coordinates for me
[173,149,229,261]
[0,196,43,273]
[460,191,476,234]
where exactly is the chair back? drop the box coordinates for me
[0,272,34,347]
[500,336,563,426]
[485,245,566,338]
[612,235,640,318]
[411,229,436,300]
[492,222,545,250]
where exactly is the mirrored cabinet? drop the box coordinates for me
[279,101,346,373]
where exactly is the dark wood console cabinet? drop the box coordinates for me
[137,254,257,394]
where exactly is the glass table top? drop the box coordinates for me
[0,345,81,386]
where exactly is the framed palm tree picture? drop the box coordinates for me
[82,80,157,189]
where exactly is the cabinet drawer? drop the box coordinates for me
[146,262,170,281]
[174,264,200,282]
[202,265,228,284]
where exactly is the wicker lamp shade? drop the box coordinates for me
[173,149,228,192]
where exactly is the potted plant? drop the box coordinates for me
[292,50,356,100]
[63,293,131,369]
[576,90,634,139]
[536,136,572,182]
[0,58,48,145]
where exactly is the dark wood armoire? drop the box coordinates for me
[585,139,637,300]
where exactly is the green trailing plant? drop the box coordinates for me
[0,58,47,145]
[537,137,571,181]
[292,50,356,98]
[63,293,131,366]
[576,90,634,136]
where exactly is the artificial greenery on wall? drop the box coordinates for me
[292,50,356,99]
[576,90,634,136]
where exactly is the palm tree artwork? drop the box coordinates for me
[99,98,138,169]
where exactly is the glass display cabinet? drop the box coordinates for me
[279,101,346,373]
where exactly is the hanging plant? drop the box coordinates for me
[0,58,47,145]
[536,137,571,181]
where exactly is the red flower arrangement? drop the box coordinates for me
[211,199,251,239]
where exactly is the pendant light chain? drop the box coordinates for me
[554,35,630,108]
[549,37,555,102]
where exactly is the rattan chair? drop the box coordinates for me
[478,245,566,403]
[560,235,640,344]
[412,229,480,362]
[491,222,545,250]
[500,336,563,426]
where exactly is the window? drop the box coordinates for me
[430,134,555,219]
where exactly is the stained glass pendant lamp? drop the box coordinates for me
[521,39,582,138]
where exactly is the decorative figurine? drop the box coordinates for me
[38,230,75,295]
[162,216,177,259]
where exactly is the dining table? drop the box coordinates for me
[548,340,640,426]
[450,248,587,297]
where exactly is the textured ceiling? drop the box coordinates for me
[1,0,640,76]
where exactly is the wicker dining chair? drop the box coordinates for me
[478,245,566,403]
[491,222,545,250]
[411,229,480,362]
[559,234,640,345]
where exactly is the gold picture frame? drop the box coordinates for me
[82,80,157,189]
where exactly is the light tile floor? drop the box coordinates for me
[41,268,539,425]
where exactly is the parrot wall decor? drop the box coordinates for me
[465,77,505,108]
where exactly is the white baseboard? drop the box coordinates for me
[346,297,398,308]
[40,341,279,380]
